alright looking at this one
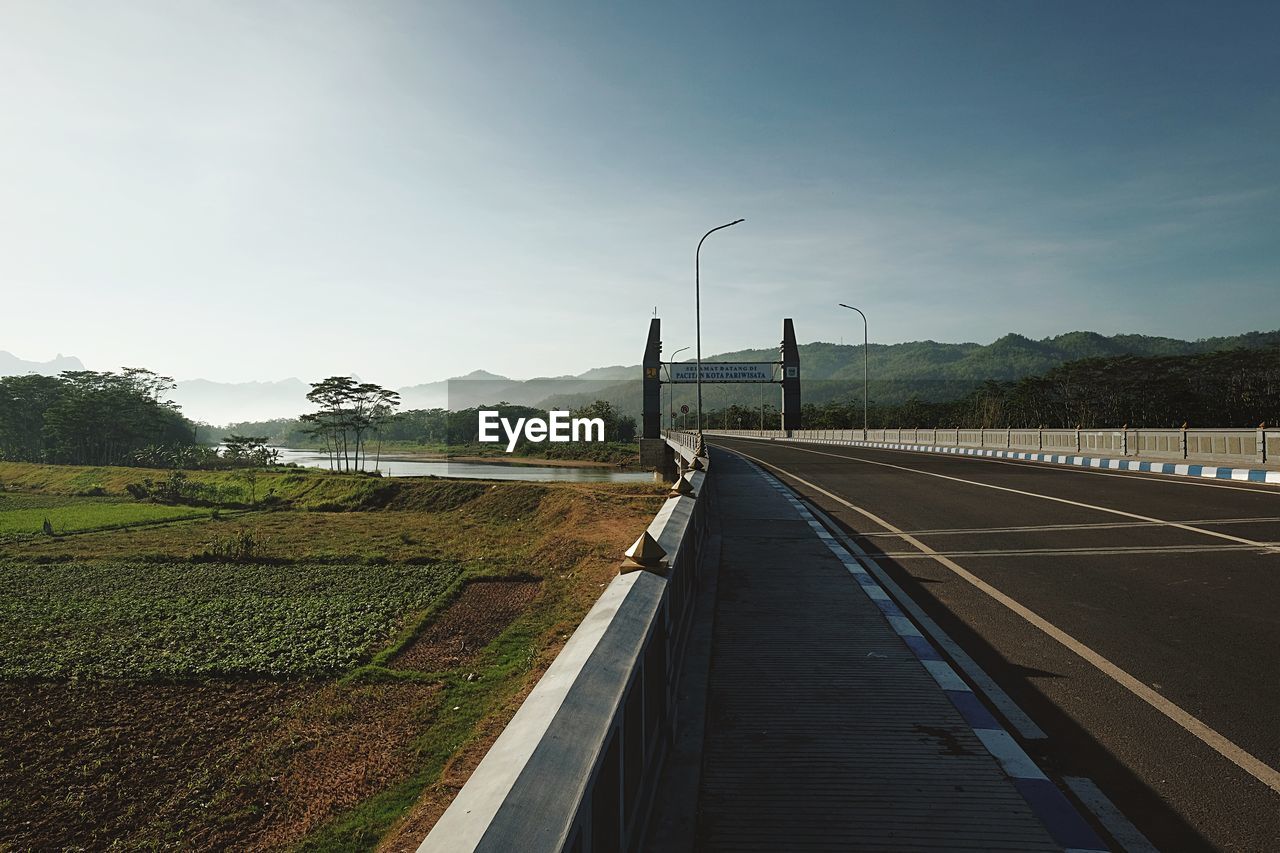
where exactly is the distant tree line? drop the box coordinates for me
[0,369,291,469]
[228,399,638,452]
[708,346,1280,430]
[0,369,195,465]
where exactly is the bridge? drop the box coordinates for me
[419,323,1280,852]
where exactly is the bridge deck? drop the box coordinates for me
[689,450,1069,851]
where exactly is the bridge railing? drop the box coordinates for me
[706,427,1277,466]
[420,435,713,853]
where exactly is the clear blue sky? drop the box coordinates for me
[2,1,1277,385]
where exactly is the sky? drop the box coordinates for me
[2,1,1278,386]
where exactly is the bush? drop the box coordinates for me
[197,530,266,562]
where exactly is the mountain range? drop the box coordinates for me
[4,330,1278,425]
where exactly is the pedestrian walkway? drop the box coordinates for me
[691,449,1106,851]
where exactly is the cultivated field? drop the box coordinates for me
[0,461,665,850]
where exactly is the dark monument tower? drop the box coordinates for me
[639,318,676,478]
[781,318,801,431]
[641,318,663,440]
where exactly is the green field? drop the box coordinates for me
[0,459,665,851]
[0,494,211,536]
[0,559,461,678]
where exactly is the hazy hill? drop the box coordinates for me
[708,329,1280,384]
[0,351,85,376]
[8,329,1278,424]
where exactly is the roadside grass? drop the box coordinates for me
[0,459,667,850]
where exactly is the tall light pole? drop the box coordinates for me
[696,218,745,437]
[838,303,869,439]
[667,346,689,430]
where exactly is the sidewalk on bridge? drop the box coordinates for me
[650,449,1108,852]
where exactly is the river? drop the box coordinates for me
[271,448,654,483]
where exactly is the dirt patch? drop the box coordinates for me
[0,679,443,852]
[467,483,547,522]
[375,631,570,853]
[242,682,441,851]
[0,680,309,851]
[383,480,488,512]
[392,580,542,673]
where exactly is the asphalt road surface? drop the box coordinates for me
[711,435,1280,853]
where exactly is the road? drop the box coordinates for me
[711,435,1280,853]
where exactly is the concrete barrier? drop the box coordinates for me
[711,427,1276,467]
[419,436,713,853]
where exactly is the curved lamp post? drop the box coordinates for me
[696,219,745,436]
[838,303,869,438]
[668,345,689,430]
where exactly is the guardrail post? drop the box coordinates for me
[1075,428,1081,453]
[1038,427,1043,450]
[1121,425,1128,457]
[1259,425,1267,464]
[1181,423,1188,459]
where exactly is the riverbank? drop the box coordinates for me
[291,440,643,470]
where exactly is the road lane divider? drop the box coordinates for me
[728,443,1280,799]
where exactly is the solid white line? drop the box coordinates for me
[739,441,1280,554]
[728,445,1280,798]
[874,544,1271,559]
[1063,776,1161,853]
[860,516,1280,538]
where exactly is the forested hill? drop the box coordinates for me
[712,330,1280,383]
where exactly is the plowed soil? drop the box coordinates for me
[392,580,542,673]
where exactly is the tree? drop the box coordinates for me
[301,377,400,472]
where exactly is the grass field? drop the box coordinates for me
[0,494,211,535]
[0,459,666,850]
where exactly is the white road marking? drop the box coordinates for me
[727,444,1280,798]
[737,441,1280,555]
[974,728,1049,780]
[861,516,1280,538]
[1063,776,1161,853]
[874,543,1272,559]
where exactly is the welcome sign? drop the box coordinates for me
[668,362,778,383]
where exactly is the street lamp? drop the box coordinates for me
[838,303,869,438]
[668,346,689,431]
[696,218,745,437]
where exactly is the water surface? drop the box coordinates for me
[273,448,653,483]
